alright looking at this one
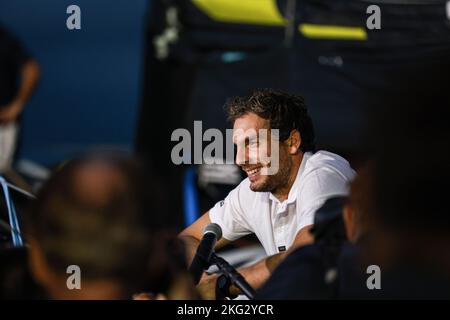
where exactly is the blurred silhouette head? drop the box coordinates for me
[366,59,450,275]
[343,163,374,243]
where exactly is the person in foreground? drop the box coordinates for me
[26,153,195,299]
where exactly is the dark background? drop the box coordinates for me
[0,0,148,165]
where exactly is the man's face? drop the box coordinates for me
[233,113,292,192]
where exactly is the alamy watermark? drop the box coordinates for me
[366,265,381,290]
[66,265,81,290]
[171,121,280,175]
[64,3,450,32]
[366,5,381,30]
[66,5,81,30]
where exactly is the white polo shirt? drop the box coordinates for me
[209,151,355,256]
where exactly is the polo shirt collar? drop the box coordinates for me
[268,152,312,206]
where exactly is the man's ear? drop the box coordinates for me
[288,130,302,154]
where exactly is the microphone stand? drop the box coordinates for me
[0,176,27,247]
[3,180,36,199]
[210,252,256,300]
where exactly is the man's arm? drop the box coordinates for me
[230,224,314,294]
[0,59,40,122]
[197,224,314,299]
[179,212,231,266]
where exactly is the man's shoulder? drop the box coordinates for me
[306,150,351,167]
[303,150,355,178]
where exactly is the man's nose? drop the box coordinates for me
[235,146,248,166]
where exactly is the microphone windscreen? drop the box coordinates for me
[203,223,222,239]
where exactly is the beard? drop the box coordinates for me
[248,157,292,193]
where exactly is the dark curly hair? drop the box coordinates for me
[225,89,316,152]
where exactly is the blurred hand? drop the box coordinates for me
[0,101,24,123]
[197,273,218,300]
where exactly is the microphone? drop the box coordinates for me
[189,223,222,285]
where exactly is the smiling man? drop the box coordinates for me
[179,89,355,299]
